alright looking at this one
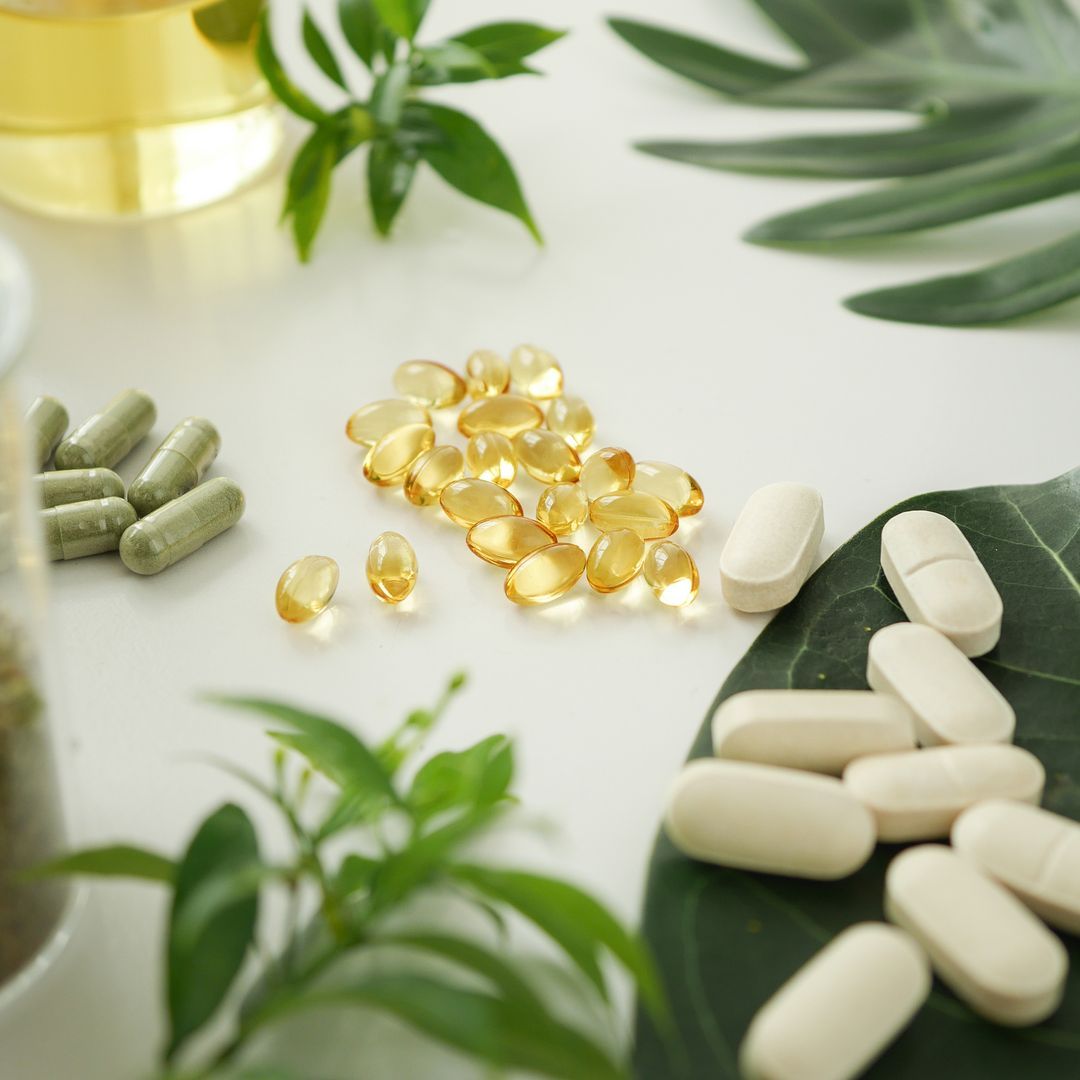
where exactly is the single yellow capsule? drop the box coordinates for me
[362,423,436,486]
[509,344,563,399]
[403,445,464,506]
[458,395,543,438]
[276,555,339,623]
[465,349,510,398]
[465,431,517,487]
[633,460,704,516]
[505,543,585,605]
[536,482,589,536]
[440,478,523,528]
[466,516,557,569]
[512,429,582,485]
[346,399,430,446]
[580,446,635,500]
[586,529,645,593]
[644,541,700,606]
[366,531,418,603]
[393,360,467,408]
[546,395,595,450]
[590,491,678,540]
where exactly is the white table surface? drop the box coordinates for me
[1,0,1078,1076]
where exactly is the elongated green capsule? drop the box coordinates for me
[42,497,136,561]
[127,417,221,516]
[35,468,124,508]
[119,477,244,575]
[25,395,68,467]
[55,389,156,469]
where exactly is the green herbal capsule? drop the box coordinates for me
[41,497,136,561]
[35,468,124,508]
[55,389,156,470]
[25,395,68,467]
[119,477,244,575]
[127,417,221,516]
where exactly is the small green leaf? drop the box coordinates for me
[372,0,429,41]
[407,734,514,825]
[338,0,378,68]
[303,11,347,89]
[30,844,175,883]
[368,138,418,236]
[412,41,499,86]
[451,21,566,70]
[256,13,329,124]
[370,60,412,128]
[336,852,380,896]
[193,0,262,44]
[282,128,338,263]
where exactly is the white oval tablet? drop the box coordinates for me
[867,622,1014,745]
[712,690,916,775]
[719,483,824,612]
[739,923,930,1080]
[665,759,875,879]
[881,510,1002,657]
[885,845,1068,1026]
[952,799,1080,935]
[843,744,1044,842]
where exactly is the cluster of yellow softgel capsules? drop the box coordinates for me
[336,346,704,609]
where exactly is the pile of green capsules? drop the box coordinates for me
[25,391,244,574]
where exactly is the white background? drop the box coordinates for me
[0,0,1077,1076]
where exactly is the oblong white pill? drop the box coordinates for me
[843,744,1044,842]
[867,622,1014,745]
[885,844,1068,1026]
[665,759,875,879]
[719,482,824,612]
[712,690,916,775]
[739,923,930,1080]
[952,799,1080,935]
[881,510,1002,657]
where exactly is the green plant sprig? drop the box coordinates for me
[35,674,664,1079]
[258,2,565,260]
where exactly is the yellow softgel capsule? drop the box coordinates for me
[590,491,678,540]
[346,399,431,446]
[505,543,585,605]
[276,555,339,623]
[393,360,467,408]
[580,446,635,500]
[366,531,418,603]
[536,482,589,536]
[458,395,543,438]
[440,478,523,528]
[509,344,563,399]
[633,460,704,517]
[512,429,582,484]
[465,431,517,487]
[645,541,700,606]
[465,349,510,398]
[586,529,646,593]
[404,445,464,506]
[466,516,557,568]
[546,395,595,451]
[363,423,436,486]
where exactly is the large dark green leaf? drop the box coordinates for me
[633,468,1080,1079]
[367,138,419,236]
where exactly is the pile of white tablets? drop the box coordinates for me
[667,507,1078,1080]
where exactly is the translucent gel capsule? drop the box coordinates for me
[546,395,595,451]
[590,491,678,541]
[25,395,68,467]
[580,446,635,500]
[536,482,589,536]
[404,445,464,506]
[504,543,585,605]
[276,555,339,623]
[366,531,417,603]
[586,529,645,593]
[465,431,517,487]
[465,349,510,398]
[362,423,435,486]
[512,429,582,484]
[509,344,563,399]
[346,399,430,446]
[392,360,466,408]
[458,395,543,438]
[633,460,704,517]
[466,516,556,568]
[440,478,523,528]
[644,541,699,606]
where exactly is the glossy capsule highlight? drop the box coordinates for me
[509,344,563,399]
[536,482,589,536]
[55,388,156,470]
[590,491,678,540]
[633,460,704,517]
[466,516,556,569]
[404,445,464,506]
[513,429,581,484]
[25,395,68,467]
[35,468,124,508]
[644,541,699,606]
[580,446,634,500]
[440,478,522,528]
[465,349,510,398]
[392,360,466,408]
[127,416,221,517]
[465,432,516,487]
[586,529,645,593]
[41,496,136,561]
[276,555,339,623]
[346,399,430,446]
[363,423,435,486]
[505,543,585,605]
[546,395,595,451]
[458,395,543,439]
[366,532,417,603]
